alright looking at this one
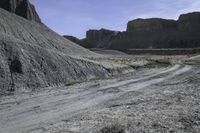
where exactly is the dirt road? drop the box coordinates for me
[0,59,200,133]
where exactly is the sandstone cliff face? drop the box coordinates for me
[178,12,200,32]
[85,28,119,48]
[86,29,118,42]
[127,12,200,33]
[70,12,200,50]
[127,18,177,32]
[64,29,119,48]
[0,8,109,94]
[108,31,200,49]
[0,0,41,23]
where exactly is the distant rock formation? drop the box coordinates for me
[178,12,200,32]
[110,12,200,49]
[63,35,81,44]
[68,12,200,50]
[64,29,119,48]
[0,0,41,23]
[63,35,87,47]
[127,18,177,32]
[85,29,119,48]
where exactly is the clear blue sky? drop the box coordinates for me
[30,0,200,38]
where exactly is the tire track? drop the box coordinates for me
[0,64,192,133]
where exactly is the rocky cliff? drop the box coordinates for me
[68,12,200,50]
[178,12,200,32]
[0,0,41,23]
[127,18,177,32]
[0,7,109,94]
[109,12,200,49]
[85,28,119,48]
[64,29,119,48]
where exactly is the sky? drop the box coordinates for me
[30,0,200,39]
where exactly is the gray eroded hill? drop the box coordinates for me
[0,8,98,57]
[0,8,109,94]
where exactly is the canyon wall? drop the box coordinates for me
[67,12,200,50]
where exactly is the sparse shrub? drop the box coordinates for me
[89,76,100,81]
[100,123,126,133]
[66,80,81,86]
[89,48,105,51]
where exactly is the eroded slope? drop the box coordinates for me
[0,9,109,94]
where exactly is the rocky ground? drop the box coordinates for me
[0,55,200,133]
[0,1,200,133]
